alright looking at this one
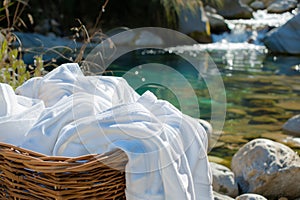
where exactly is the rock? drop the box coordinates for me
[134,31,163,46]
[227,108,247,119]
[232,138,300,199]
[178,3,212,43]
[205,5,217,14]
[104,27,136,46]
[263,13,300,54]
[241,0,276,7]
[12,32,96,65]
[213,191,235,200]
[248,116,278,124]
[267,0,297,13]
[282,114,300,136]
[247,107,284,116]
[216,0,253,19]
[34,19,51,35]
[250,1,266,10]
[206,12,230,34]
[276,101,300,111]
[260,0,277,7]
[219,135,248,144]
[278,197,288,200]
[210,162,238,197]
[235,193,267,200]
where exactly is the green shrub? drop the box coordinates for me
[0,0,44,88]
[0,35,43,88]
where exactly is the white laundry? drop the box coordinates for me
[1,63,213,200]
[0,84,45,145]
[16,63,139,107]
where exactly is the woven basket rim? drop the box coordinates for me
[0,142,124,160]
[0,142,127,199]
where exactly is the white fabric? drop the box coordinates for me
[0,84,44,145]
[1,63,213,200]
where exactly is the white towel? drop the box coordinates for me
[0,84,45,145]
[3,63,213,200]
[16,63,139,107]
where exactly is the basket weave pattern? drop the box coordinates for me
[0,143,127,200]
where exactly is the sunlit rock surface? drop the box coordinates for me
[232,139,300,199]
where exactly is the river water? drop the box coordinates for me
[106,10,300,166]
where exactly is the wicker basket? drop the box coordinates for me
[0,142,127,200]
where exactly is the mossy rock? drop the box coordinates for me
[247,107,285,116]
[219,135,248,143]
[261,132,288,142]
[246,99,276,107]
[249,116,278,124]
[276,101,300,111]
[208,156,231,168]
[271,113,294,121]
[226,108,247,119]
[248,124,282,131]
[243,94,285,100]
[252,85,292,94]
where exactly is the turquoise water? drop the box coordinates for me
[98,10,300,164]
[104,46,300,165]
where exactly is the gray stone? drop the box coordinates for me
[241,0,278,7]
[178,4,211,43]
[260,0,277,7]
[282,114,300,136]
[235,193,267,200]
[206,12,230,34]
[263,13,300,54]
[210,162,238,197]
[134,31,163,46]
[12,32,96,65]
[250,1,266,10]
[267,0,297,13]
[214,191,235,200]
[216,0,253,19]
[232,138,300,199]
[204,5,217,14]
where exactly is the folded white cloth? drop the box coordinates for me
[2,63,213,200]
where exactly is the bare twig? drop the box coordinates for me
[12,0,29,28]
[93,0,110,30]
[3,0,11,28]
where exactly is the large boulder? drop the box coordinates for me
[232,139,300,199]
[210,162,238,197]
[267,0,298,13]
[216,0,253,19]
[263,13,300,54]
[178,4,212,43]
[236,193,267,200]
[206,12,230,34]
[282,114,300,136]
